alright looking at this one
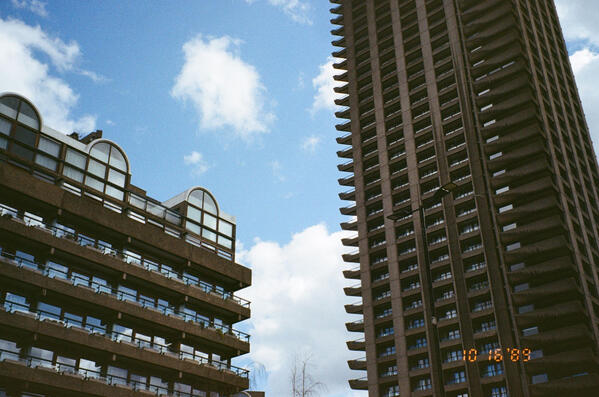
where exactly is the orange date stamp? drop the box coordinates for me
[462,348,531,362]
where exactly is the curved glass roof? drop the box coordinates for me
[0,94,41,130]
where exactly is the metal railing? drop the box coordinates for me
[0,306,249,378]
[0,251,250,343]
[0,205,250,309]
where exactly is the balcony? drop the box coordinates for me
[342,266,360,280]
[345,301,363,314]
[342,250,360,263]
[347,357,367,370]
[346,338,366,351]
[345,318,364,332]
[348,376,368,390]
[344,282,362,297]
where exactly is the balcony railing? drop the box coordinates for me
[0,347,248,391]
[0,252,250,343]
[0,207,250,309]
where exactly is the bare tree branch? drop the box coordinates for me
[288,351,327,397]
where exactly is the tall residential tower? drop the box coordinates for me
[333,1,599,396]
[0,93,252,397]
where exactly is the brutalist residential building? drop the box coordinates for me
[333,0,599,396]
[0,93,253,397]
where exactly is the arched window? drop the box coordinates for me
[0,95,40,130]
[73,141,129,200]
[184,188,233,249]
[0,94,43,163]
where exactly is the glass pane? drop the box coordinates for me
[0,96,18,118]
[202,228,217,242]
[10,143,34,161]
[109,146,127,170]
[46,261,68,279]
[165,210,181,225]
[38,137,60,156]
[90,142,110,162]
[63,165,84,182]
[56,355,76,373]
[128,193,146,209]
[85,175,104,192]
[88,159,106,178]
[118,285,137,302]
[106,185,124,200]
[78,358,101,378]
[146,201,165,217]
[112,324,133,342]
[63,312,83,327]
[187,205,202,222]
[65,149,86,168]
[203,213,217,229]
[203,194,217,214]
[218,236,232,249]
[17,102,39,130]
[0,118,11,135]
[37,302,61,320]
[186,220,202,235]
[35,154,57,171]
[188,190,203,207]
[107,366,128,385]
[0,136,7,150]
[218,220,233,237]
[108,168,126,187]
[14,125,36,146]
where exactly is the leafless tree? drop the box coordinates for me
[289,352,327,397]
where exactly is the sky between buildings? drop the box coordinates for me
[0,0,598,395]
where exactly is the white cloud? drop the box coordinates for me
[237,224,365,396]
[171,34,274,140]
[11,0,48,18]
[569,49,599,148]
[183,150,210,176]
[244,0,312,24]
[553,3,599,151]
[555,1,599,47]
[301,135,321,153]
[269,160,285,182]
[0,18,97,133]
[267,0,312,24]
[311,56,344,114]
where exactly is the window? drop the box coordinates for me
[37,302,61,321]
[414,377,432,391]
[506,242,521,251]
[490,386,508,397]
[518,304,534,313]
[498,204,513,213]
[495,186,509,194]
[522,326,539,336]
[513,283,529,292]
[4,292,29,313]
[484,363,504,377]
[29,347,54,368]
[0,339,20,361]
[447,370,466,384]
[107,366,128,385]
[446,350,463,362]
[531,373,548,384]
[489,151,502,160]
[35,136,60,171]
[502,223,517,231]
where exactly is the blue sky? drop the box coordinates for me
[1,0,344,245]
[1,0,599,396]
